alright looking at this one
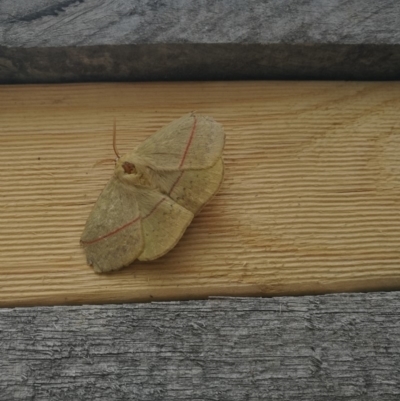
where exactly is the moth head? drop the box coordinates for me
[115,155,137,178]
[115,155,152,188]
[122,161,137,175]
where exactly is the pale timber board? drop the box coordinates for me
[0,81,400,306]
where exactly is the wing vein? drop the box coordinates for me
[143,197,166,220]
[178,115,197,169]
[81,215,140,245]
[168,171,184,195]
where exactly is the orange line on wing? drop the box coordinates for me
[81,197,167,246]
[178,115,197,169]
[168,171,184,195]
[143,197,166,220]
[81,215,141,245]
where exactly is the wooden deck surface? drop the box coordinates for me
[0,81,399,306]
[2,293,399,400]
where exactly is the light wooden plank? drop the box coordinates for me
[1,293,400,400]
[0,81,400,306]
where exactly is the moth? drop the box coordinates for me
[80,113,225,273]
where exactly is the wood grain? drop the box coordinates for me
[0,81,400,306]
[2,0,400,83]
[1,293,400,400]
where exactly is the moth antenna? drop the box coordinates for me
[113,118,121,159]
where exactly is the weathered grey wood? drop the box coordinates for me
[0,0,400,82]
[1,292,400,400]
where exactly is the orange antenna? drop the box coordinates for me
[113,118,121,159]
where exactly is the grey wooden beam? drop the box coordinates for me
[1,0,400,83]
[1,292,400,400]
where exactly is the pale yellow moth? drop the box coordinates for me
[80,113,225,273]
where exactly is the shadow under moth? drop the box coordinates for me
[80,113,225,273]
